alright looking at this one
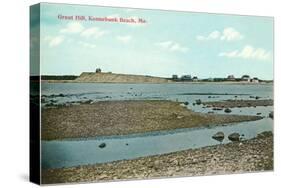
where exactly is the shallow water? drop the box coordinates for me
[42,118,273,169]
[41,83,273,107]
[41,82,273,170]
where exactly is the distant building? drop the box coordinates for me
[181,75,192,81]
[96,68,102,73]
[241,75,250,82]
[172,75,178,80]
[251,77,259,83]
[227,75,235,81]
[192,76,198,82]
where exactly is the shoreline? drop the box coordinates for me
[42,80,273,85]
[42,100,263,140]
[203,99,273,108]
[42,131,273,184]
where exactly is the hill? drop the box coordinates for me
[74,72,172,83]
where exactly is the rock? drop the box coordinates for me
[224,108,232,113]
[98,143,106,148]
[228,133,240,142]
[58,93,65,97]
[153,160,161,170]
[269,112,273,119]
[184,101,189,105]
[255,96,261,100]
[256,112,262,115]
[208,111,214,114]
[195,99,202,105]
[212,132,224,142]
[212,107,223,111]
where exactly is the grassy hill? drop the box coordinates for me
[74,72,171,83]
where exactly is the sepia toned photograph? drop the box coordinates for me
[30,3,273,185]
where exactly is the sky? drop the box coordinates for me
[31,3,274,80]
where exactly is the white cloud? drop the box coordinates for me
[219,45,271,61]
[155,41,188,53]
[220,27,244,41]
[78,41,96,49]
[60,22,84,34]
[81,27,108,38]
[197,27,243,41]
[44,35,64,47]
[116,35,132,43]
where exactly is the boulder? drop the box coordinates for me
[212,132,224,142]
[228,133,240,142]
[184,101,189,105]
[98,143,106,148]
[269,112,273,119]
[224,108,232,113]
[195,99,202,105]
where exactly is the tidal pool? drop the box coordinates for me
[42,117,273,169]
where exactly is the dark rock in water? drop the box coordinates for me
[228,133,240,142]
[50,99,57,103]
[212,132,224,142]
[58,93,65,97]
[256,112,262,115]
[126,143,129,146]
[208,111,214,114]
[192,103,195,106]
[224,108,232,113]
[255,96,261,100]
[195,99,202,105]
[269,112,273,119]
[184,101,189,105]
[99,143,106,148]
[212,107,223,111]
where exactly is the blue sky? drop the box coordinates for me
[34,3,274,79]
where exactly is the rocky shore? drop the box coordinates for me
[42,131,273,184]
[42,100,262,140]
[203,99,273,108]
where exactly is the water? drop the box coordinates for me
[41,82,273,169]
[42,118,273,169]
[41,83,273,108]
